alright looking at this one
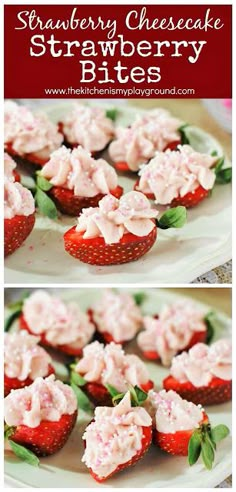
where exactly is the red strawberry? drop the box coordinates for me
[19,315,84,357]
[153,413,209,456]
[49,185,123,216]
[89,425,152,482]
[13,170,21,182]
[163,375,232,406]
[4,213,35,257]
[5,144,48,167]
[64,224,157,266]
[141,329,207,361]
[171,185,209,208]
[4,365,55,397]
[9,411,77,457]
[164,140,181,151]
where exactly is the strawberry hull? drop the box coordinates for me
[89,424,152,482]
[10,410,78,457]
[4,364,55,397]
[49,185,123,216]
[4,213,35,257]
[163,375,232,406]
[19,315,84,357]
[64,225,157,265]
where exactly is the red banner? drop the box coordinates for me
[4,4,232,98]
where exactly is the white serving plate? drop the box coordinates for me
[4,104,232,284]
[4,289,232,488]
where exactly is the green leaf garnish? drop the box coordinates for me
[211,150,218,157]
[35,188,58,219]
[178,123,190,145]
[201,439,214,470]
[211,425,230,443]
[70,371,87,387]
[204,311,222,344]
[36,174,53,192]
[108,385,148,407]
[106,108,118,121]
[5,291,29,332]
[71,382,93,414]
[133,292,146,306]
[157,206,187,230]
[214,156,225,172]
[132,385,148,405]
[8,440,39,467]
[215,168,232,184]
[106,384,120,398]
[188,431,202,466]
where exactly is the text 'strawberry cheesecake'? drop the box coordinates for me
[135,145,217,208]
[4,153,20,182]
[82,392,152,482]
[4,177,35,257]
[59,104,115,154]
[137,300,207,366]
[4,330,54,396]
[74,341,153,405]
[163,339,232,405]
[20,290,95,356]
[4,375,77,456]
[4,101,63,166]
[109,108,182,172]
[64,191,159,265]
[40,145,123,216]
[89,289,142,344]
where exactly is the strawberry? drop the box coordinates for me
[8,411,78,457]
[141,329,207,361]
[163,375,232,406]
[171,185,209,208]
[4,365,55,397]
[5,144,48,167]
[64,225,157,266]
[19,315,84,357]
[49,185,123,216]
[13,170,21,182]
[90,425,152,482]
[4,213,35,257]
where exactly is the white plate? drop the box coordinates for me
[4,104,232,284]
[4,289,232,488]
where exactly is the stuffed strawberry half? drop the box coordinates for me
[72,341,154,406]
[82,391,152,482]
[137,300,208,366]
[4,375,77,459]
[109,108,182,172]
[4,175,35,257]
[19,290,95,357]
[147,389,229,469]
[59,103,115,155]
[89,289,143,344]
[163,339,232,405]
[4,330,54,396]
[64,191,186,266]
[4,101,63,167]
[39,145,123,216]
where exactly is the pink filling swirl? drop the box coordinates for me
[137,145,217,204]
[75,341,150,392]
[22,290,95,349]
[4,101,63,160]
[41,145,118,197]
[137,300,206,366]
[92,289,142,342]
[75,191,158,244]
[4,375,77,428]
[4,178,35,219]
[109,108,181,171]
[82,392,151,478]
[4,330,52,382]
[61,104,114,151]
[170,339,232,387]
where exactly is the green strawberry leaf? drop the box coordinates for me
[106,108,118,121]
[35,188,58,219]
[36,174,53,192]
[188,430,202,466]
[215,167,232,184]
[133,386,148,405]
[204,311,223,344]
[4,309,22,332]
[211,425,230,443]
[112,392,127,406]
[70,371,87,387]
[133,292,146,306]
[157,206,187,230]
[71,382,93,414]
[106,384,120,398]
[8,440,39,467]
[211,150,218,157]
[201,439,215,470]
[214,156,225,173]
[178,123,190,145]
